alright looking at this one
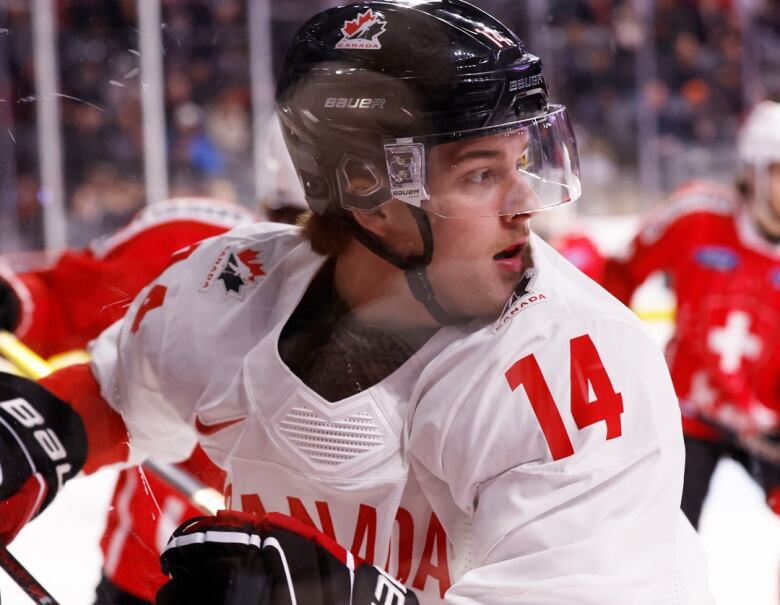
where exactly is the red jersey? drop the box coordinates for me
[549,230,605,283]
[604,181,780,440]
[1,197,256,602]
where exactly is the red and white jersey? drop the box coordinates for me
[604,181,780,439]
[1,197,256,358]
[2,197,256,602]
[91,224,711,604]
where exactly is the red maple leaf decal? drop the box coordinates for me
[237,249,265,282]
[342,9,375,37]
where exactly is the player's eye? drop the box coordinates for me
[465,169,493,185]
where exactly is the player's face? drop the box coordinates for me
[421,130,535,318]
[753,163,780,237]
[768,163,780,217]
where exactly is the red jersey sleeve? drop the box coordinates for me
[603,223,682,307]
[602,184,724,305]
[39,363,130,473]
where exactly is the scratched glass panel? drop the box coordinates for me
[0,2,779,604]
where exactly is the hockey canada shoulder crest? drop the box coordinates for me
[201,243,266,299]
[493,269,549,334]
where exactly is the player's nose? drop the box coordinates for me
[500,170,542,218]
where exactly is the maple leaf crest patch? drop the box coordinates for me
[335,9,387,50]
[201,245,265,299]
[493,269,550,334]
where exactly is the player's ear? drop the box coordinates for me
[350,200,424,256]
[350,205,389,237]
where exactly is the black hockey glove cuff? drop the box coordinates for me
[0,278,21,332]
[157,510,420,605]
[0,372,87,544]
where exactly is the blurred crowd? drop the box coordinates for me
[3,0,780,249]
[534,0,778,209]
[4,0,252,248]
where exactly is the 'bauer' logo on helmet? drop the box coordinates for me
[335,9,387,50]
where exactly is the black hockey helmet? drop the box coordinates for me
[276,0,581,218]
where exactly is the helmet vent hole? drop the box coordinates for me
[301,171,329,199]
[341,158,382,197]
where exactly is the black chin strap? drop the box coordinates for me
[340,207,458,325]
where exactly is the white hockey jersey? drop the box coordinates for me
[91,223,712,604]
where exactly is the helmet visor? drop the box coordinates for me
[383,105,581,218]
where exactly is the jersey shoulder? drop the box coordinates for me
[409,237,677,503]
[94,223,314,461]
[121,221,307,360]
[638,180,739,246]
[166,221,304,294]
[89,197,258,259]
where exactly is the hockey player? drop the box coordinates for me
[603,100,780,528]
[0,195,307,604]
[0,117,307,604]
[0,2,712,604]
[0,197,256,604]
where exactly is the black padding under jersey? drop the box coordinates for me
[278,260,436,402]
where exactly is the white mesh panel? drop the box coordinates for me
[279,406,385,466]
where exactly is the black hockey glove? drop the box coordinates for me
[0,372,87,544]
[157,510,420,605]
[0,278,21,332]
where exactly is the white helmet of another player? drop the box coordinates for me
[260,116,307,222]
[737,101,780,167]
[737,100,780,237]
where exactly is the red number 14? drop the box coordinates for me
[504,334,624,460]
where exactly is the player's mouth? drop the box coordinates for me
[493,239,528,272]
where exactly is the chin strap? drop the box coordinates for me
[339,207,458,325]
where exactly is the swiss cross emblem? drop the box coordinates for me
[706,310,761,374]
[680,294,778,380]
[335,9,387,50]
[201,245,265,299]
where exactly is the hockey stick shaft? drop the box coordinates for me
[143,460,225,515]
[0,546,59,605]
[696,414,780,467]
[0,331,53,380]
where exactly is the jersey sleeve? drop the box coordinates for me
[603,183,732,306]
[89,252,202,464]
[408,317,710,604]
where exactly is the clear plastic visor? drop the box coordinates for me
[384,105,581,218]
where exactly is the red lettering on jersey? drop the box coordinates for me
[351,504,377,564]
[130,285,167,334]
[505,334,624,460]
[241,493,267,517]
[506,353,575,460]
[202,247,229,289]
[570,334,624,439]
[287,497,337,541]
[387,507,414,584]
[412,512,451,598]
